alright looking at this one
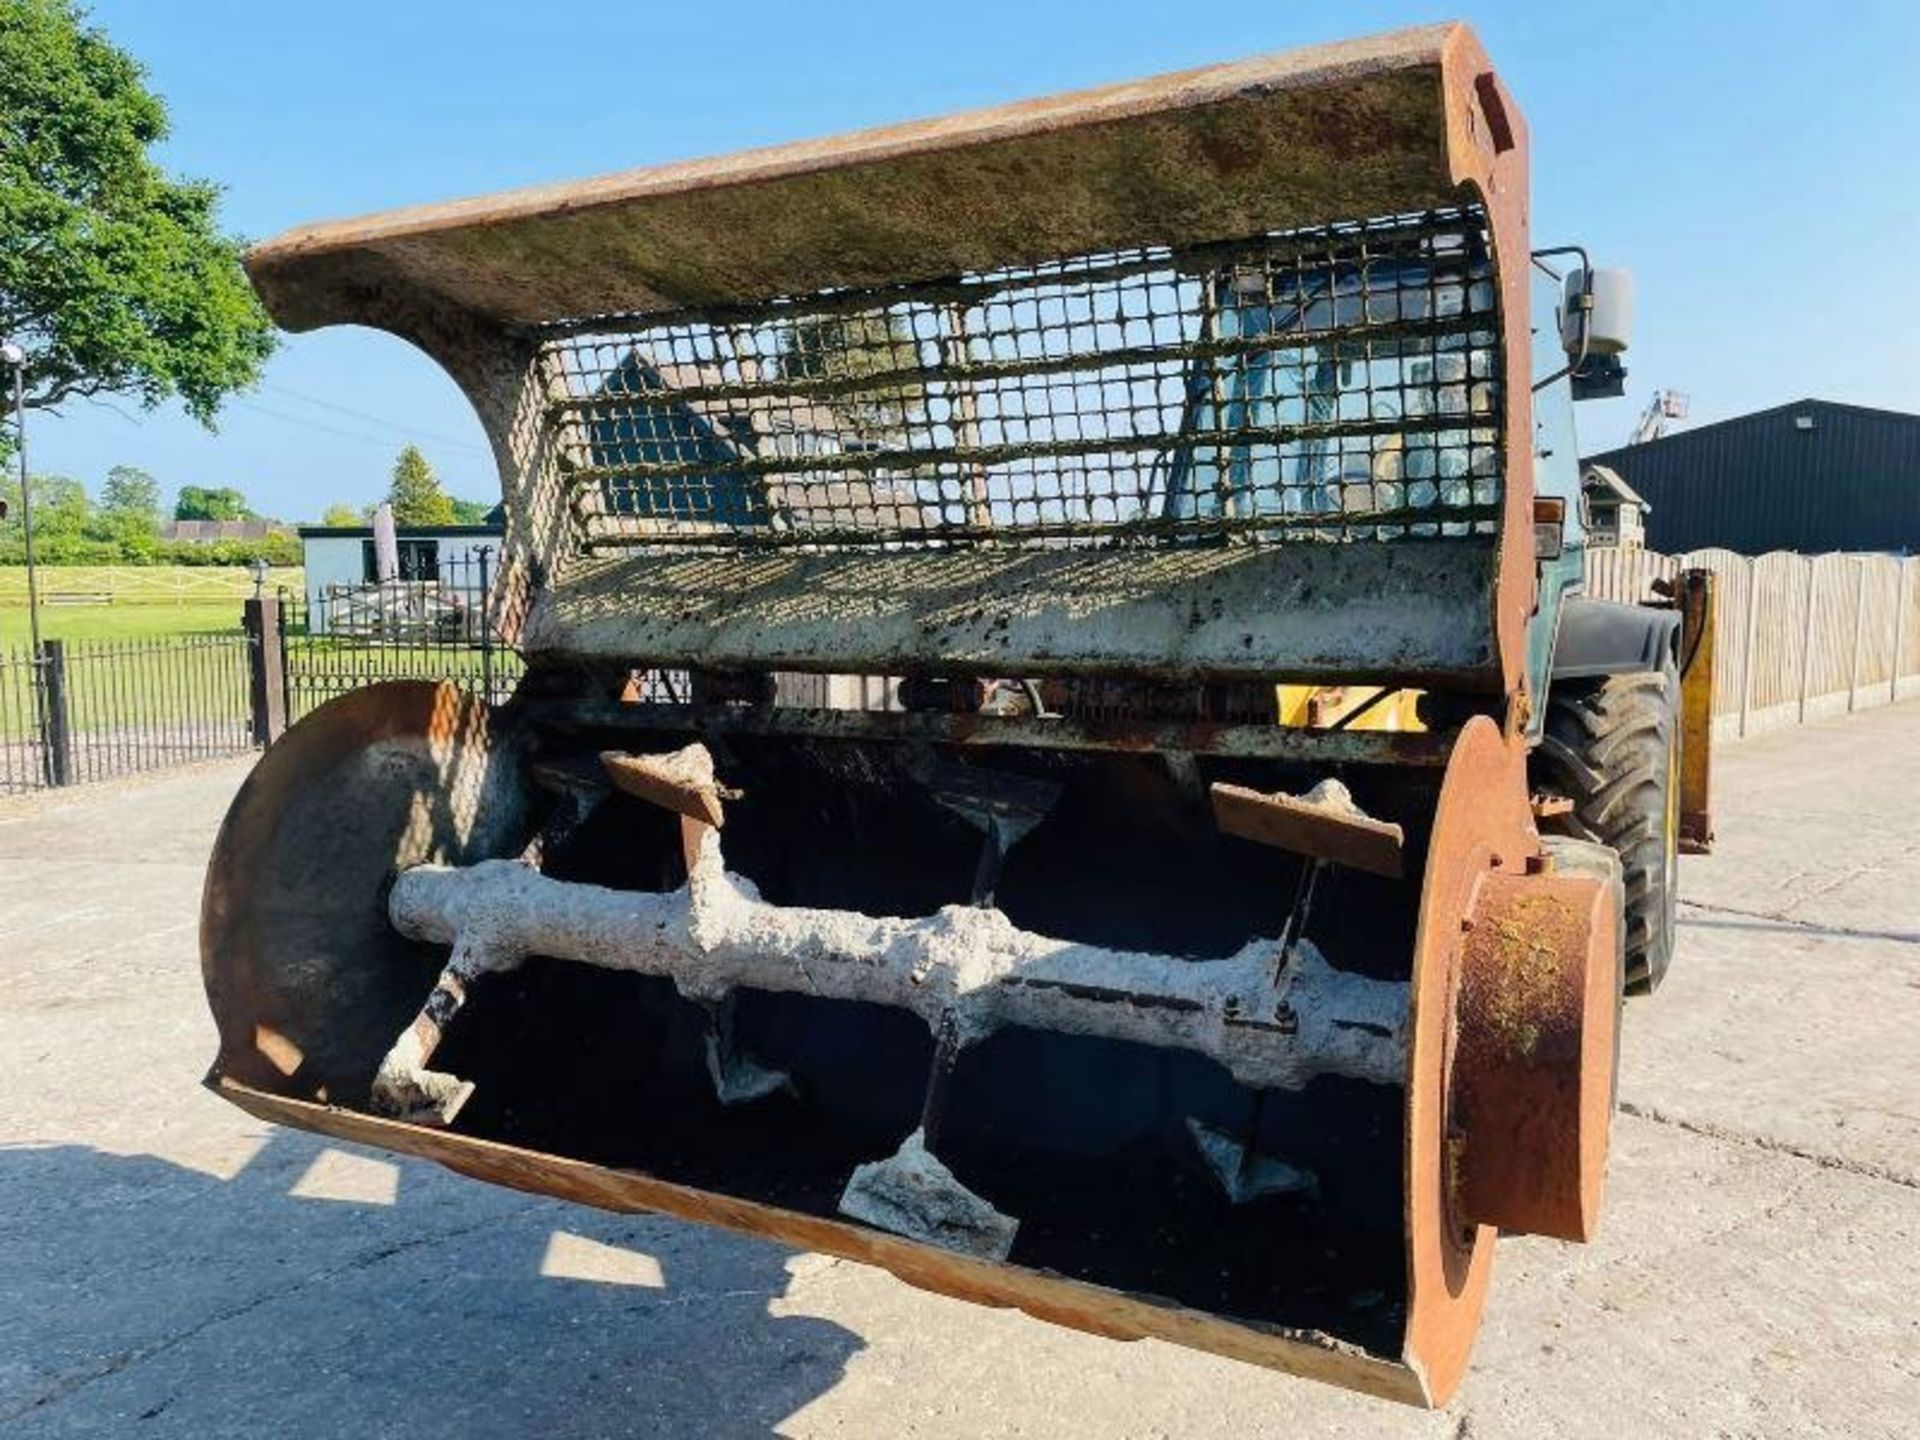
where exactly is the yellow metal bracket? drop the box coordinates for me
[1274,684,1426,733]
[1676,568,1716,854]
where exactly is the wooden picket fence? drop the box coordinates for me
[1584,546,1920,741]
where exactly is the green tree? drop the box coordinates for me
[91,462,160,553]
[0,0,276,460]
[387,445,454,526]
[449,496,495,525]
[319,502,364,528]
[34,474,87,536]
[174,484,251,521]
[0,471,89,541]
[100,464,159,521]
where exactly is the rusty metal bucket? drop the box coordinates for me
[206,21,1619,1406]
[202,682,1617,1406]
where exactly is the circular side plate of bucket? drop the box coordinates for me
[1399,714,1621,1403]
[200,681,533,1106]
[1399,714,1533,1404]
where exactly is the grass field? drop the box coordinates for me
[0,566,303,648]
[0,600,246,648]
[0,567,261,753]
[0,630,253,754]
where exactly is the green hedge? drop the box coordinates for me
[0,534,303,567]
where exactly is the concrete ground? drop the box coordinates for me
[1,706,1915,1438]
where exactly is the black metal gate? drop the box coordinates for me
[276,548,523,725]
[0,633,255,795]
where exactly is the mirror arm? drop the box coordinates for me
[1529,244,1594,393]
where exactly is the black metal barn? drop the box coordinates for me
[1584,399,1920,554]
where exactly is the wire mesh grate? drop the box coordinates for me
[540,208,1502,551]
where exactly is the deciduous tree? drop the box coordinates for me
[0,472,88,537]
[93,462,160,552]
[0,0,276,460]
[100,464,160,522]
[174,484,251,522]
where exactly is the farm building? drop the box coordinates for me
[296,514,503,636]
[1580,464,1650,548]
[1583,399,1920,554]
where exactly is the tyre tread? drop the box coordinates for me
[1534,669,1678,993]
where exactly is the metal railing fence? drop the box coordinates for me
[0,633,254,794]
[278,549,522,724]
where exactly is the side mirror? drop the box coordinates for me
[1560,267,1634,357]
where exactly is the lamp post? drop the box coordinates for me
[0,338,42,661]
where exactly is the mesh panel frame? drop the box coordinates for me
[539,208,1503,552]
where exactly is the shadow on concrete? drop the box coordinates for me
[0,1128,862,1437]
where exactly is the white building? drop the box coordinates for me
[1580,464,1650,549]
[296,517,504,636]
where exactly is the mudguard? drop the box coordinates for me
[1550,596,1679,681]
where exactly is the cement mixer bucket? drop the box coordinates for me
[203,682,1618,1406]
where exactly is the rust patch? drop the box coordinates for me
[600,744,737,828]
[1210,778,1406,878]
[1474,892,1575,1059]
[1450,869,1616,1245]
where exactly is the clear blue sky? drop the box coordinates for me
[28,0,1920,521]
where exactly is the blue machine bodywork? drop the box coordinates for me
[1529,265,1675,714]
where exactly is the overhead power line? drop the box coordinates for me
[254,383,491,456]
[233,398,489,460]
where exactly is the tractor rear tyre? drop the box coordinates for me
[1535,667,1680,995]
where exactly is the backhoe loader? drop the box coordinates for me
[203,23,1712,1405]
